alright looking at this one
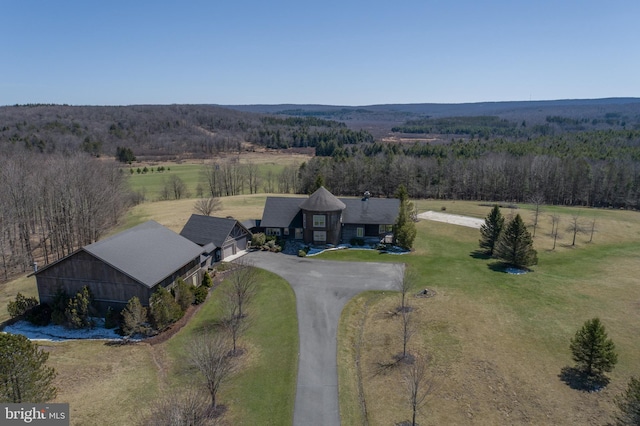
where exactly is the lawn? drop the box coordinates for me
[162,268,298,425]
[333,204,640,425]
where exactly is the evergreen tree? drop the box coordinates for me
[393,184,417,250]
[570,318,618,377]
[149,287,183,331]
[479,205,504,255]
[64,286,93,329]
[493,214,538,268]
[122,296,149,337]
[614,376,640,426]
[202,271,213,288]
[0,333,57,403]
[174,278,194,311]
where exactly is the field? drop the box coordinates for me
[124,151,310,201]
[2,193,640,425]
[333,202,640,425]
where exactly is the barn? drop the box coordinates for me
[180,215,252,264]
[34,220,204,313]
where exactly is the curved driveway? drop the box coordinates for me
[241,251,405,426]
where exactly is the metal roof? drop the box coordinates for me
[299,186,346,211]
[82,220,204,288]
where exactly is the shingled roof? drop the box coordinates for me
[180,215,246,247]
[299,186,346,211]
[81,220,203,288]
[341,197,400,224]
[260,197,305,228]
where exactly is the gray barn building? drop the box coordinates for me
[34,220,203,313]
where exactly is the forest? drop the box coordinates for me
[2,100,640,280]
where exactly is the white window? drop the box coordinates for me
[313,231,326,242]
[313,215,326,228]
[356,227,364,238]
[266,228,281,236]
[283,228,290,236]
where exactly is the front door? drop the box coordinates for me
[295,228,303,239]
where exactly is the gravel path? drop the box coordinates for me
[417,210,485,228]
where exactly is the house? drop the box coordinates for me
[260,187,400,246]
[180,215,252,264]
[34,220,204,313]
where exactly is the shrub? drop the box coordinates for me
[298,250,307,257]
[7,293,39,318]
[64,286,93,329]
[104,306,118,329]
[149,287,183,331]
[50,288,68,325]
[26,303,52,326]
[350,238,365,246]
[251,233,266,248]
[121,296,150,337]
[192,286,208,305]
[174,278,194,311]
[202,271,213,288]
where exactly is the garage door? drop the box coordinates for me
[236,237,247,251]
[223,244,235,259]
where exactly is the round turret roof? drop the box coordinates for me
[299,186,346,211]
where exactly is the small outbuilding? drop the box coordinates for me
[34,220,204,313]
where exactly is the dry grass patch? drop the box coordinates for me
[0,274,37,323]
[43,340,159,426]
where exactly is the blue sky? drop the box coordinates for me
[1,0,638,106]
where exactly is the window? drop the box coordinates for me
[379,224,393,234]
[283,228,290,236]
[266,228,281,236]
[313,215,326,228]
[356,227,364,238]
[313,231,326,242]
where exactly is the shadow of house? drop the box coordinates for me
[34,220,204,314]
[260,187,399,246]
[180,215,252,265]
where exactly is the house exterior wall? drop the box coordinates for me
[302,210,342,245]
[341,224,393,244]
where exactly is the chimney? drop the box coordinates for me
[33,262,38,273]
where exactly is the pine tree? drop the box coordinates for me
[122,296,149,337]
[393,184,417,250]
[614,376,640,426]
[570,318,618,377]
[493,214,537,269]
[0,333,57,403]
[479,205,504,255]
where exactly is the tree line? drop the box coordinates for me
[296,152,640,208]
[0,153,130,280]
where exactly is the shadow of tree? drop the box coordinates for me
[559,366,610,391]
[488,261,509,273]
[469,250,491,260]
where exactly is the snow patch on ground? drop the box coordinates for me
[3,318,124,341]
[417,211,485,229]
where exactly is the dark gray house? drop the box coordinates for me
[180,215,251,264]
[260,187,400,246]
[34,220,204,313]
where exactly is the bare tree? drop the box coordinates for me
[550,213,561,250]
[528,194,545,237]
[226,263,259,319]
[588,217,597,243]
[400,307,416,360]
[188,331,235,411]
[194,197,222,216]
[220,291,250,356]
[245,161,260,194]
[402,354,437,426]
[140,388,217,426]
[567,214,584,246]
[396,268,416,313]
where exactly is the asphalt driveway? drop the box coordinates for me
[241,251,405,426]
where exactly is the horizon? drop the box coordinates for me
[2,1,639,106]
